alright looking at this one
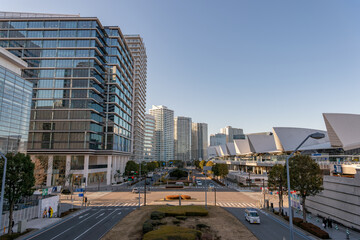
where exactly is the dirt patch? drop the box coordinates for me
[102,206,257,240]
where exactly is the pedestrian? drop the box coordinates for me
[328,217,333,228]
[48,207,51,218]
[11,220,14,230]
[43,208,47,218]
[322,218,327,229]
[50,207,53,218]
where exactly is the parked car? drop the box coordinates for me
[245,208,260,224]
[209,183,215,188]
[132,188,139,193]
[197,181,202,186]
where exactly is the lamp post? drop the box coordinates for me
[0,152,8,231]
[286,132,325,240]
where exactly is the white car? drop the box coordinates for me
[245,208,260,224]
[132,188,139,193]
[209,183,214,188]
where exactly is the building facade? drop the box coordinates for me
[174,116,191,161]
[0,47,31,154]
[191,122,208,161]
[0,12,136,186]
[210,133,226,146]
[143,114,155,162]
[125,35,147,162]
[220,126,245,142]
[149,105,174,163]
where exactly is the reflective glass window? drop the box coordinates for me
[40,59,55,67]
[37,79,53,88]
[37,90,53,98]
[0,31,7,38]
[0,40,8,47]
[43,31,58,38]
[59,30,76,37]
[76,49,88,57]
[57,59,73,67]
[26,40,41,48]
[43,40,57,48]
[77,30,91,37]
[9,30,26,38]
[73,69,89,77]
[28,21,44,28]
[74,59,89,67]
[76,40,89,47]
[60,21,77,28]
[72,89,88,98]
[39,70,54,78]
[78,21,93,28]
[58,40,75,47]
[58,50,74,57]
[72,79,88,88]
[10,21,27,29]
[42,49,56,57]
[55,69,72,78]
[54,79,70,88]
[45,21,59,28]
[27,31,43,38]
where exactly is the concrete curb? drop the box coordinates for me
[17,207,91,240]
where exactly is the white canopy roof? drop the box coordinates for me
[248,134,277,153]
[272,127,329,152]
[323,113,360,151]
[226,142,237,156]
[234,139,251,155]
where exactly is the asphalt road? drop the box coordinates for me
[25,207,135,240]
[226,207,314,240]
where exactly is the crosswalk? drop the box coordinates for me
[216,202,257,208]
[90,202,142,207]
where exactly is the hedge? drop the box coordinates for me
[156,206,208,217]
[299,222,330,239]
[165,195,191,200]
[143,225,201,240]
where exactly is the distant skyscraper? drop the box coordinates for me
[143,114,155,162]
[191,123,208,160]
[220,126,245,142]
[210,133,226,146]
[149,105,174,163]
[125,35,147,163]
[0,47,31,154]
[174,116,192,161]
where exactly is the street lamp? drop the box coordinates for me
[286,132,325,240]
[0,152,8,231]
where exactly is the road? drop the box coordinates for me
[225,207,314,240]
[38,169,314,240]
[25,206,135,240]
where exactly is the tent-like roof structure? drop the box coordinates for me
[226,142,237,156]
[323,113,360,151]
[272,127,329,152]
[234,139,251,155]
[247,134,277,153]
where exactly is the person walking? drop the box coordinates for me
[43,208,47,218]
[322,218,327,229]
[48,207,51,218]
[328,217,333,228]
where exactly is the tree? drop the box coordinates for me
[124,160,138,176]
[205,161,214,175]
[199,160,206,170]
[0,153,35,234]
[288,155,323,222]
[212,164,220,179]
[33,156,48,187]
[194,160,200,169]
[268,164,286,214]
[218,163,229,180]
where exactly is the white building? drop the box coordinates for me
[191,123,208,161]
[149,105,174,163]
[143,114,155,162]
[174,116,192,161]
[210,133,226,146]
[220,126,245,142]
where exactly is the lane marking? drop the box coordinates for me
[79,213,89,219]
[96,213,105,219]
[74,210,118,240]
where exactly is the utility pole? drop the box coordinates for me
[144,165,147,206]
[214,188,216,206]
[205,179,207,209]
[138,162,141,208]
[263,178,266,208]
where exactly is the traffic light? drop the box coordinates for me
[132,176,134,179]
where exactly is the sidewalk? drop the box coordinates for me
[280,207,360,240]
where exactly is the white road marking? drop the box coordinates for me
[79,213,89,219]
[96,212,105,219]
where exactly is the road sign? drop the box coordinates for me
[79,193,84,197]
[75,188,84,192]
[42,188,48,196]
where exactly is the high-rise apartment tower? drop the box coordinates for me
[191,123,208,160]
[174,116,191,161]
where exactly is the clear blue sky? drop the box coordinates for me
[3,0,360,135]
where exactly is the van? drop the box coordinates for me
[245,208,260,224]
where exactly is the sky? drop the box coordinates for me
[2,0,360,135]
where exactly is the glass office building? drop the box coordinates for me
[0,47,31,154]
[0,12,135,186]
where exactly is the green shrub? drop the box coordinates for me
[299,222,330,239]
[196,223,209,230]
[143,220,154,234]
[157,206,208,217]
[176,216,187,220]
[143,226,201,240]
[151,211,165,220]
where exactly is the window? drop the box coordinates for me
[40,59,55,67]
[37,79,53,88]
[10,21,27,29]
[71,100,88,108]
[37,90,52,98]
[76,49,88,57]
[0,31,7,38]
[72,90,88,98]
[72,79,88,88]
[9,30,26,38]
[73,69,89,77]
[59,30,76,37]
[45,21,59,28]
[74,59,89,67]
[41,49,56,57]
[60,21,77,29]
[58,40,75,47]
[43,31,58,38]
[57,59,73,67]
[54,79,70,88]
[77,30,91,37]
[39,70,54,78]
[56,69,72,78]
[43,40,57,48]
[76,40,89,47]
[28,21,44,28]
[27,31,43,38]
[26,40,41,48]
[58,50,74,57]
